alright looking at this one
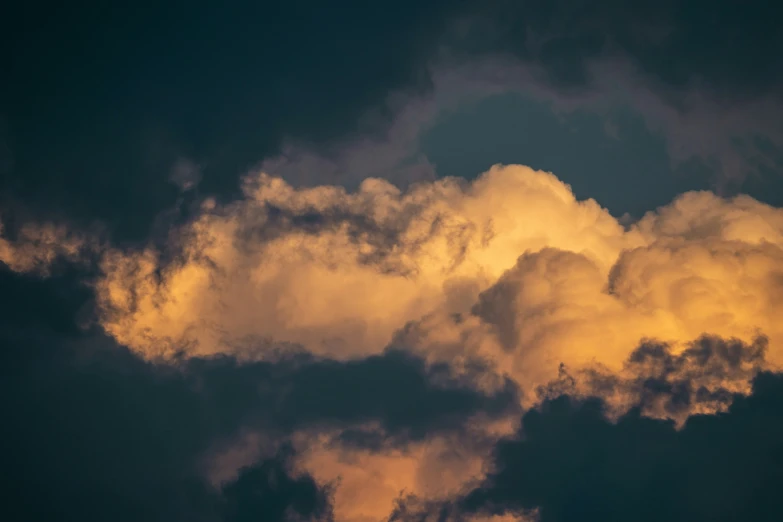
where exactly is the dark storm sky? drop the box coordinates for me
[3,1,782,237]
[2,2,783,522]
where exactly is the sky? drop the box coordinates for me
[2,2,783,522]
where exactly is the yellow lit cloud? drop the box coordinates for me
[0,220,95,275]
[94,165,639,360]
[93,164,783,387]
[87,164,783,521]
[286,416,517,522]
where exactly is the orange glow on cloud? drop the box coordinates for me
[0,221,94,275]
[4,164,782,521]
[93,165,783,384]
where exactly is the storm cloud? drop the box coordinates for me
[2,3,783,521]
[447,369,783,522]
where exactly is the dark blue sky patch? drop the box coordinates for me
[420,93,714,218]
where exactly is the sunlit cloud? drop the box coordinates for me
[4,163,782,522]
[4,4,783,522]
[93,165,783,384]
[0,219,99,275]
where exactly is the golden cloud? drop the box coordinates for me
[64,164,783,521]
[92,165,783,383]
[0,220,95,275]
[94,165,638,360]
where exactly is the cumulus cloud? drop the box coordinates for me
[4,3,782,521]
[92,165,783,395]
[94,165,633,361]
[5,163,783,522]
[61,163,783,520]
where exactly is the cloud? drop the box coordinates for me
[185,348,517,441]
[4,164,783,521]
[458,0,783,188]
[292,426,515,522]
[55,164,783,521]
[538,335,769,423]
[441,236,783,401]
[0,327,320,522]
[468,0,783,98]
[0,218,99,275]
[440,370,783,522]
[169,157,203,192]
[220,454,334,522]
[93,165,632,361]
[6,1,781,243]
[9,162,781,519]
[4,4,782,521]
[91,165,783,406]
[260,53,782,200]
[1,2,481,241]
[0,266,516,522]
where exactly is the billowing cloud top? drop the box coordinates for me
[95,166,783,392]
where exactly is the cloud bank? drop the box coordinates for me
[3,162,783,522]
[3,3,783,521]
[83,164,783,519]
[93,165,783,389]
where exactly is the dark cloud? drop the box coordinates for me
[1,331,317,522]
[396,336,783,522]
[463,0,783,97]
[221,454,334,522]
[0,1,471,241]
[0,266,515,522]
[539,334,769,420]
[3,1,781,241]
[434,0,783,196]
[2,4,782,520]
[184,347,517,441]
